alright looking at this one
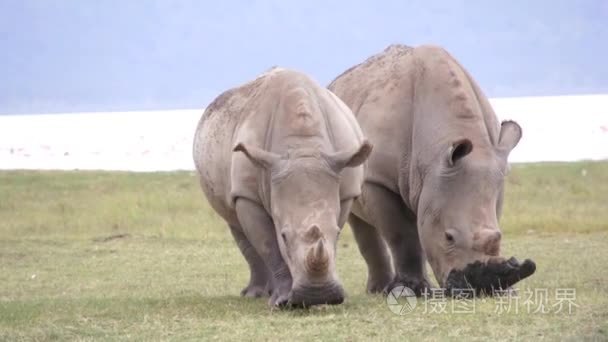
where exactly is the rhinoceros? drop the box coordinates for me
[193,67,372,307]
[328,44,536,296]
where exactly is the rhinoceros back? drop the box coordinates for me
[329,44,503,212]
[193,72,270,224]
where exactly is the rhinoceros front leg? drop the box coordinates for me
[228,224,272,298]
[360,183,431,296]
[348,213,394,293]
[235,198,292,307]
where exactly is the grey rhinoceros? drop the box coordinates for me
[193,67,372,307]
[328,44,536,296]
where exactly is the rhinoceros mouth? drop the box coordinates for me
[285,282,345,308]
[445,257,536,296]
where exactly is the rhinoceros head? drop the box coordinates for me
[416,121,536,295]
[234,140,372,305]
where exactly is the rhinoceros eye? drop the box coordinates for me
[281,231,288,244]
[445,231,455,243]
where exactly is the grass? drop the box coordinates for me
[0,161,607,341]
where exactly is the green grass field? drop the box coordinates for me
[1,161,607,341]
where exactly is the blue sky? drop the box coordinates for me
[0,0,607,114]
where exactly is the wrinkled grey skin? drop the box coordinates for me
[193,68,372,307]
[329,44,535,295]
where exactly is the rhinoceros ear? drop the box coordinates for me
[324,139,373,172]
[497,120,522,155]
[447,138,473,167]
[233,143,280,169]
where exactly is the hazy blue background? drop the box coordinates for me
[1,0,607,114]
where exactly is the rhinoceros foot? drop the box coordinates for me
[240,284,271,298]
[382,275,432,297]
[446,257,536,296]
[365,274,394,294]
[269,288,291,308]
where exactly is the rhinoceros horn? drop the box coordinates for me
[306,239,329,274]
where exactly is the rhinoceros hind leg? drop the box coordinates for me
[234,198,292,307]
[348,214,394,293]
